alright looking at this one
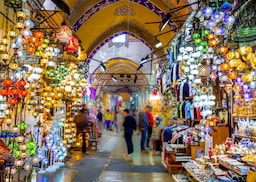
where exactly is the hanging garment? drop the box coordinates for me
[185,100,192,119]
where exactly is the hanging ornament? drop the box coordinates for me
[210,72,217,81]
[56,26,72,44]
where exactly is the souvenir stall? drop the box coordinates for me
[0,0,93,180]
[158,0,256,181]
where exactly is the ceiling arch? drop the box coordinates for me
[92,58,149,95]
[70,1,178,54]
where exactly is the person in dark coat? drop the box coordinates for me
[123,109,135,157]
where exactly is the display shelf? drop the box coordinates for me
[234,134,256,142]
[218,160,247,176]
[172,174,188,182]
[182,165,202,182]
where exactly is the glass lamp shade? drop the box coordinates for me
[228,71,238,79]
[226,51,240,60]
[16,22,24,29]
[17,11,26,18]
[204,20,217,29]
[67,36,79,52]
[211,12,224,22]
[35,31,44,39]
[1,53,10,60]
[229,59,242,67]
[237,62,246,71]
[224,16,236,25]
[220,63,231,71]
[202,7,214,17]
[209,39,219,46]
[19,144,27,150]
[239,46,252,55]
[218,46,228,54]
[198,65,210,77]
[24,20,34,28]
[214,27,226,36]
[242,73,255,82]
[56,26,72,44]
[22,29,32,38]
[15,160,23,167]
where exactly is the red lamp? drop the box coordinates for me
[20,90,28,97]
[35,31,44,39]
[16,80,26,88]
[0,89,8,95]
[2,80,13,86]
[9,98,18,105]
[67,36,79,52]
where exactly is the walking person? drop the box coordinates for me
[139,106,149,152]
[74,108,94,154]
[104,109,112,131]
[146,106,154,150]
[116,109,124,135]
[96,109,103,131]
[123,109,136,157]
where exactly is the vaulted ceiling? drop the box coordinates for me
[64,0,193,95]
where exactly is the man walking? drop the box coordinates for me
[139,106,149,152]
[96,109,103,130]
[123,109,136,157]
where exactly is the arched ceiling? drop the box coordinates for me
[92,58,149,94]
[65,0,193,53]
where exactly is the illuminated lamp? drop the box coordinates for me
[67,36,79,52]
[16,80,26,87]
[18,122,27,130]
[226,51,239,60]
[204,20,217,29]
[242,73,254,82]
[20,90,28,97]
[202,7,214,17]
[213,27,226,36]
[17,50,26,57]
[1,53,10,60]
[16,22,24,29]
[2,79,13,86]
[211,12,224,22]
[34,41,41,47]
[207,33,215,40]
[27,46,35,53]
[220,1,232,12]
[0,45,5,51]
[41,43,48,49]
[202,29,210,36]
[22,29,32,38]
[2,37,9,44]
[9,99,18,105]
[27,142,36,149]
[209,39,218,46]
[24,20,34,28]
[239,46,252,55]
[45,86,52,91]
[218,46,228,54]
[5,118,13,125]
[242,53,255,62]
[220,63,231,71]
[41,58,48,64]
[19,144,27,150]
[194,38,202,44]
[29,36,38,43]
[24,163,31,171]
[8,31,16,37]
[35,31,44,39]
[32,157,40,163]
[10,88,20,95]
[15,160,23,167]
[242,84,250,92]
[44,38,50,44]
[198,64,210,77]
[224,16,236,25]
[229,59,242,67]
[17,11,26,18]
[228,71,238,80]
[193,33,200,39]
[56,26,72,44]
[9,62,19,70]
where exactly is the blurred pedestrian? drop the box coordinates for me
[139,106,149,152]
[146,106,154,150]
[104,109,112,130]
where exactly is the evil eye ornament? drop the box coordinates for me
[211,12,225,22]
[223,16,236,26]
[202,7,215,18]
[214,27,226,36]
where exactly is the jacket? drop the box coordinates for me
[139,111,148,129]
[146,112,154,127]
[123,114,134,134]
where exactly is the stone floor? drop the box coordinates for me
[34,131,172,182]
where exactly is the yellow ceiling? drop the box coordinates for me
[75,1,175,53]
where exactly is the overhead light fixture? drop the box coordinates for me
[134,75,138,83]
[111,75,117,82]
[159,12,171,32]
[137,64,143,72]
[154,38,163,48]
[100,63,106,72]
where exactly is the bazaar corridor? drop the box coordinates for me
[36,131,172,182]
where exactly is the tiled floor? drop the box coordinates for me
[16,130,172,182]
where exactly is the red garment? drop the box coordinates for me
[146,112,154,127]
[197,108,201,120]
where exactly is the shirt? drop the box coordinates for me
[97,112,103,121]
[139,111,148,129]
[104,113,112,120]
[185,101,192,119]
[177,102,181,118]
[123,114,134,134]
[146,112,154,127]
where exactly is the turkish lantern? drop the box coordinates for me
[2,80,13,86]
[207,33,215,40]
[229,59,242,67]
[34,41,41,47]
[11,88,20,95]
[56,26,72,44]
[237,62,246,70]
[242,73,254,82]
[67,36,79,52]
[16,80,26,87]
[228,71,238,80]
[9,99,18,105]
[28,36,38,43]
[27,46,35,53]
[35,31,44,39]
[220,63,231,72]
[218,46,228,54]
[20,90,28,96]
[0,89,8,95]
[209,39,218,46]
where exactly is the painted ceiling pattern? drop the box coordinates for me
[72,0,178,32]
[114,5,136,16]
